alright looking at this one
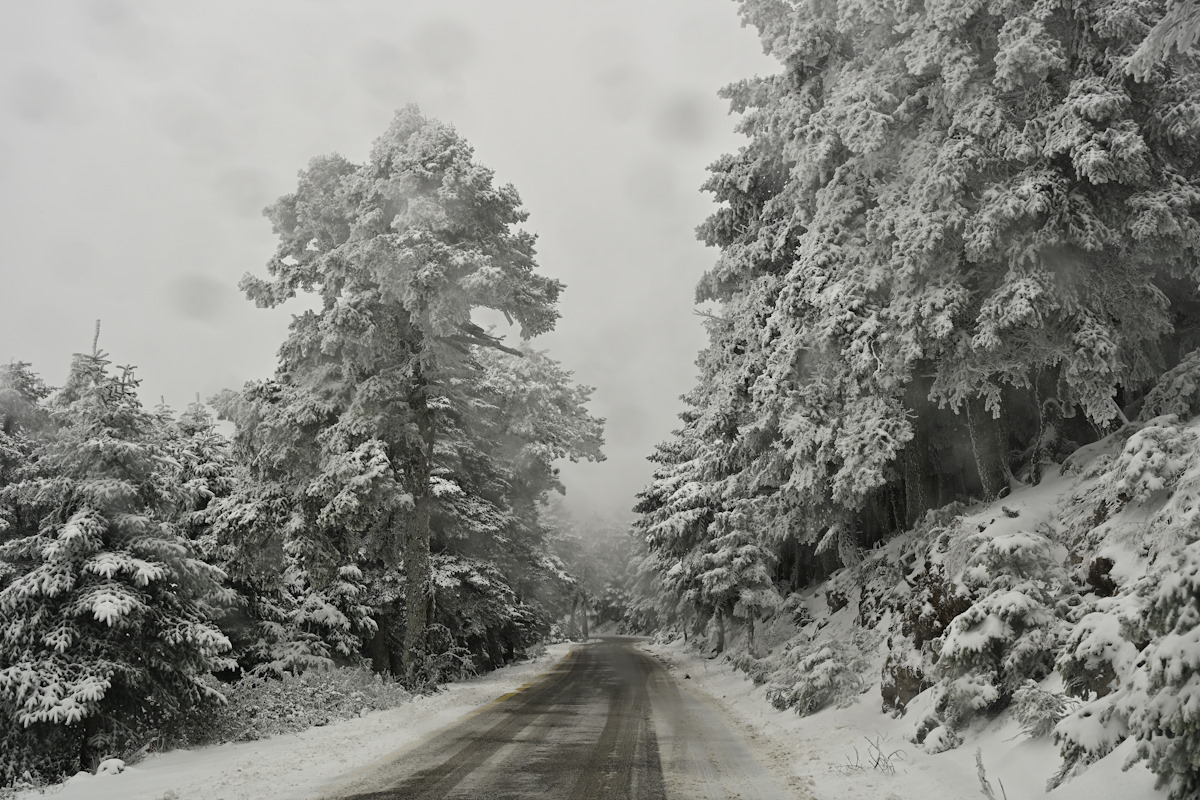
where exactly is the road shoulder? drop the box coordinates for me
[640,642,819,799]
[638,639,1163,800]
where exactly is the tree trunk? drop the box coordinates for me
[692,611,706,641]
[1029,371,1063,486]
[966,394,1010,500]
[888,485,905,535]
[581,599,589,640]
[487,629,504,670]
[402,375,436,687]
[714,607,725,654]
[903,376,939,528]
[80,715,101,773]
[568,594,578,640]
[790,543,803,592]
[370,607,393,675]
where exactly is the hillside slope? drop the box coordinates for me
[657,412,1200,798]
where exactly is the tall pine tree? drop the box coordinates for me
[237,107,565,684]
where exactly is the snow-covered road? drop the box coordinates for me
[18,634,1164,800]
[22,639,799,800]
[320,636,793,799]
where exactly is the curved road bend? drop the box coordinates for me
[319,637,795,800]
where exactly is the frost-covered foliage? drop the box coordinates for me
[1057,609,1142,702]
[0,110,603,791]
[1054,416,1200,563]
[1130,0,1200,79]
[1052,587,1144,784]
[1047,418,1200,792]
[931,527,1067,730]
[709,0,1198,524]
[218,107,604,688]
[0,363,52,587]
[698,514,779,631]
[210,342,602,685]
[1012,680,1080,739]
[429,554,547,674]
[193,437,378,679]
[234,105,600,686]
[631,0,1200,788]
[852,514,1071,747]
[1141,349,1200,421]
[634,0,1200,684]
[0,351,233,780]
[166,666,411,748]
[0,116,599,792]
[639,414,1200,794]
[1110,416,1197,502]
[160,400,237,552]
[1124,540,1200,799]
[986,416,1200,796]
[763,630,876,715]
[630,320,787,649]
[242,563,377,677]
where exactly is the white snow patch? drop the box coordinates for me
[642,639,1165,800]
[96,758,125,775]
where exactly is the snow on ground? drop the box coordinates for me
[642,639,1164,800]
[17,643,574,800]
[12,625,1168,800]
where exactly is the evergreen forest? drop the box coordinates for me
[4,1,1200,798]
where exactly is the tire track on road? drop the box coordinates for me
[322,638,791,800]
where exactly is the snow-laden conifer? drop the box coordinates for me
[0,348,232,775]
[632,0,1200,748]
[0,362,51,556]
[931,528,1067,737]
[1124,539,1200,800]
[233,107,571,684]
[642,0,1200,578]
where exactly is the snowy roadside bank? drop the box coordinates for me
[17,643,573,800]
[640,640,1163,800]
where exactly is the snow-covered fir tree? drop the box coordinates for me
[0,363,52,554]
[0,347,233,778]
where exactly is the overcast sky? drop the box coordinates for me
[0,0,772,519]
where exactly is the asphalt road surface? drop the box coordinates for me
[321,637,793,800]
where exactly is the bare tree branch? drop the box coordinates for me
[443,322,524,357]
